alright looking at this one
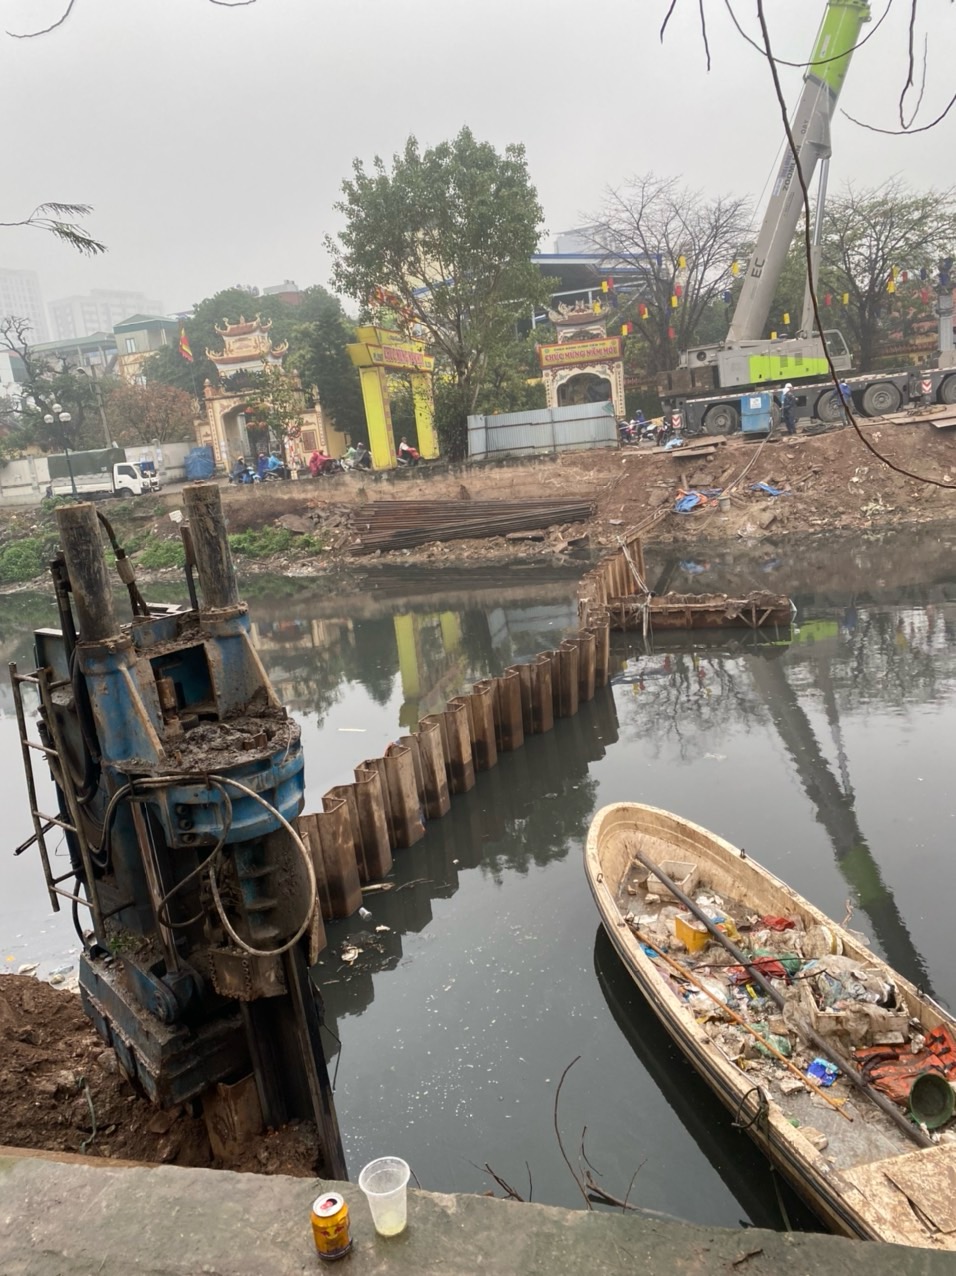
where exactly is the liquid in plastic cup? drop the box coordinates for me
[358,1156,411,1237]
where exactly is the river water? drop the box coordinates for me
[4,527,956,1230]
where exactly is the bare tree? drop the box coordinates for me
[821,179,956,370]
[585,174,751,374]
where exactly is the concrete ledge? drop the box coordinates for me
[0,1151,950,1275]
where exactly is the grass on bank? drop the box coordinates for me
[136,525,326,570]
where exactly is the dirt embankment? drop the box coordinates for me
[0,973,319,1175]
[2,418,955,581]
[212,418,956,563]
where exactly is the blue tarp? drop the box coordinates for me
[750,482,787,497]
[184,446,215,481]
[674,492,706,513]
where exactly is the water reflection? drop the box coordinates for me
[318,688,620,1054]
[610,595,956,998]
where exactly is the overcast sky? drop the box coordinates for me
[1,0,952,314]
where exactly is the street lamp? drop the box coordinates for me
[73,365,112,448]
[43,403,76,496]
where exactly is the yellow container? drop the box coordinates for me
[675,915,710,953]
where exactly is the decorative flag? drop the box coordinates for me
[921,288,930,303]
[677,255,687,270]
[770,330,778,340]
[179,326,194,363]
[841,292,849,305]
[601,280,609,293]
[900,270,908,283]
[920,267,929,281]
[638,303,648,319]
[667,326,676,340]
[674,284,683,299]
[824,293,832,306]
[621,322,633,336]
[592,300,601,314]
[670,294,679,308]
[890,266,898,280]
[783,312,790,325]
[887,279,896,294]
[731,261,740,276]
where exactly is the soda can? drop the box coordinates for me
[310,1192,352,1261]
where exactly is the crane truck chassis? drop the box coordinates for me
[663,361,956,436]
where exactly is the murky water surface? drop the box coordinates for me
[4,527,956,1230]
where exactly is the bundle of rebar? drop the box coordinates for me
[348,499,595,554]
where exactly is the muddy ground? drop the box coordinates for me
[187,415,956,565]
[0,973,320,1175]
[1,416,954,587]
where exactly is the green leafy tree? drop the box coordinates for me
[242,364,304,447]
[288,287,364,435]
[145,287,290,398]
[328,127,550,458]
[818,180,956,370]
[103,380,196,446]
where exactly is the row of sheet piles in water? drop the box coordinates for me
[297,613,611,946]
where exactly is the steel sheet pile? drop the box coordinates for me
[348,498,595,554]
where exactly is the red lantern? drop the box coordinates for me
[823,293,832,307]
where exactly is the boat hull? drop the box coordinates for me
[585,802,956,1248]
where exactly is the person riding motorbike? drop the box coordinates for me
[308,448,336,477]
[397,436,421,466]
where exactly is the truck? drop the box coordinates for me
[46,446,161,499]
[659,0,956,435]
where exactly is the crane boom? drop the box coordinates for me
[726,1,870,344]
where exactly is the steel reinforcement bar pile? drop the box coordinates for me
[349,499,595,554]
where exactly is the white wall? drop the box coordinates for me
[0,440,194,506]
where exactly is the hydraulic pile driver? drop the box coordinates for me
[11,484,346,1176]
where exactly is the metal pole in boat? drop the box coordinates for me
[632,849,934,1150]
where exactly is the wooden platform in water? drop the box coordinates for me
[608,590,791,633]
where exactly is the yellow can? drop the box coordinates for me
[311,1192,352,1262]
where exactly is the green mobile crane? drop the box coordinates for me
[661,1,956,434]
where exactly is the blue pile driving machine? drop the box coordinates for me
[11,484,345,1175]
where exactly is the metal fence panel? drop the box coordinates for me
[468,402,618,459]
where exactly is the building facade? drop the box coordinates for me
[49,289,165,340]
[197,316,341,471]
[113,314,180,384]
[0,268,48,343]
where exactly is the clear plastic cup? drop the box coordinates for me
[358,1156,411,1237]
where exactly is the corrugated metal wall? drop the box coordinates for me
[467,402,618,459]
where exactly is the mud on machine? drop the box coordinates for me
[10,483,346,1176]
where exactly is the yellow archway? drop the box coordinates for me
[347,326,439,469]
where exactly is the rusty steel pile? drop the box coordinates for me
[348,499,595,554]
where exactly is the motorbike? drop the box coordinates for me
[228,466,260,485]
[310,459,344,478]
[617,420,640,446]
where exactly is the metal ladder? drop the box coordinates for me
[10,661,104,937]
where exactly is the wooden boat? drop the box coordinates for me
[585,803,956,1248]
